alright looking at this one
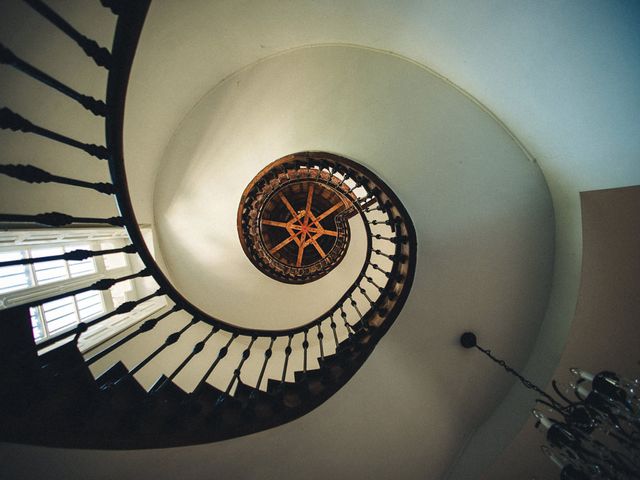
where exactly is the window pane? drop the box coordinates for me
[42,296,78,333]
[0,251,33,293]
[29,307,45,341]
[76,290,105,320]
[32,247,68,285]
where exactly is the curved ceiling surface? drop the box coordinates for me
[153,45,554,338]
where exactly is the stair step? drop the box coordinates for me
[0,306,37,362]
[264,380,306,408]
[150,375,188,402]
[0,307,40,416]
[97,362,147,413]
[144,376,190,434]
[233,380,255,403]
[96,361,128,387]
[266,378,282,396]
[185,382,226,416]
[39,342,98,399]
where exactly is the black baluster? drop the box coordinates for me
[223,336,257,397]
[253,337,276,393]
[369,219,392,226]
[372,248,407,263]
[316,324,325,362]
[122,317,199,380]
[0,44,107,116]
[365,275,384,294]
[0,243,134,268]
[0,164,115,194]
[329,314,339,349]
[349,294,368,330]
[339,305,354,336]
[152,326,218,393]
[372,233,408,244]
[0,108,109,159]
[302,330,309,377]
[21,268,150,312]
[370,262,405,283]
[23,0,112,69]
[84,287,160,330]
[358,285,375,307]
[36,288,164,351]
[86,305,178,366]
[0,212,123,227]
[195,333,238,391]
[280,334,294,384]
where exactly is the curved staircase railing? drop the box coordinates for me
[0,0,417,448]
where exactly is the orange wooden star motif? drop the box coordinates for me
[263,184,344,267]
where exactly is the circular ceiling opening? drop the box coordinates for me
[238,154,357,284]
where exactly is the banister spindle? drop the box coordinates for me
[86,305,178,366]
[21,268,150,311]
[125,317,199,379]
[365,275,384,294]
[0,108,109,159]
[302,330,309,376]
[358,285,375,307]
[152,326,218,393]
[23,0,112,68]
[372,248,407,262]
[329,314,339,349]
[0,164,115,194]
[373,233,408,244]
[317,324,325,362]
[224,336,257,396]
[349,294,368,330]
[0,243,135,268]
[195,333,238,391]
[253,337,276,392]
[370,262,404,282]
[0,212,123,227]
[339,305,354,337]
[280,334,294,384]
[0,44,107,116]
[36,289,164,351]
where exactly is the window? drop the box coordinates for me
[0,230,129,343]
[0,227,166,351]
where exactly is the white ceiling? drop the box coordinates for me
[152,45,552,333]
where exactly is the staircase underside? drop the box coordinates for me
[0,307,377,449]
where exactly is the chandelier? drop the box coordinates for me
[460,332,639,479]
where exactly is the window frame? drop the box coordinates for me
[0,227,166,352]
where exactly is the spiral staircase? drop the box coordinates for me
[0,0,417,449]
